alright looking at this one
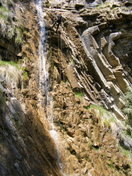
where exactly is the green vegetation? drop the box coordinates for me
[88,104,108,115]
[107,161,115,169]
[122,126,132,137]
[75,91,84,99]
[96,2,109,9]
[120,146,132,158]
[7,26,16,39]
[96,2,118,9]
[0,60,20,69]
[103,116,116,127]
[0,3,25,44]
[22,71,29,81]
[88,104,116,127]
[123,88,132,127]
[0,6,10,20]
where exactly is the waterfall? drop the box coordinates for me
[36,0,64,173]
[36,0,49,101]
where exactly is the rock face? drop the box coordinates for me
[47,0,132,119]
[0,0,132,176]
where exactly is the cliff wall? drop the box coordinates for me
[0,0,132,175]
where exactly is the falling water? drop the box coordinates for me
[36,0,64,173]
[36,0,49,100]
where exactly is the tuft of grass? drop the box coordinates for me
[88,104,116,127]
[120,147,132,158]
[0,60,20,69]
[88,104,108,115]
[75,92,84,99]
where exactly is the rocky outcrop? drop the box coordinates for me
[47,1,132,120]
[45,0,132,174]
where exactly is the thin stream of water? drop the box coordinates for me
[36,0,49,99]
[36,0,64,173]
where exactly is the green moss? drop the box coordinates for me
[0,60,20,69]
